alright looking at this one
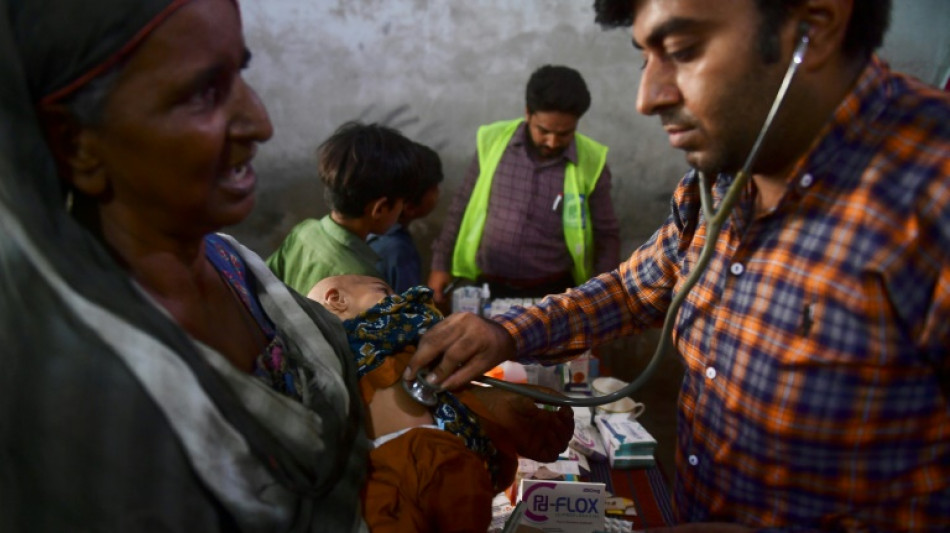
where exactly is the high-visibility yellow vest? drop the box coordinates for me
[451,118,608,284]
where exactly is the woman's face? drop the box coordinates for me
[81,0,273,242]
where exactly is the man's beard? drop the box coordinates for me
[527,136,565,161]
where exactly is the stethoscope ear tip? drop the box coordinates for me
[797,21,812,43]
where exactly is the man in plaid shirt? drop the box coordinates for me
[407,0,949,531]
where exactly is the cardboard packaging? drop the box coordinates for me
[516,479,606,532]
[562,351,594,392]
[593,413,657,469]
[451,285,484,315]
[568,422,607,462]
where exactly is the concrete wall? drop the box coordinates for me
[236,1,950,269]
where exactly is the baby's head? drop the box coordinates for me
[308,275,394,320]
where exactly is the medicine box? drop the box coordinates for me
[517,479,606,533]
[568,422,607,462]
[562,351,593,393]
[593,413,657,468]
[593,414,657,456]
[451,286,484,315]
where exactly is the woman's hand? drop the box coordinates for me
[404,312,516,390]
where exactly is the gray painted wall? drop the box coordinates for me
[236,1,950,271]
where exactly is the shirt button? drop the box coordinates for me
[730,262,744,276]
[799,173,814,188]
[688,454,699,466]
[705,367,717,380]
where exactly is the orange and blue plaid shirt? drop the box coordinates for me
[497,57,950,531]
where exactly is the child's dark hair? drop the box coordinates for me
[318,121,420,218]
[408,143,444,205]
[525,65,591,117]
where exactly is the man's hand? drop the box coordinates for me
[404,312,516,390]
[426,270,453,305]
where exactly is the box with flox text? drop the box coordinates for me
[516,479,606,532]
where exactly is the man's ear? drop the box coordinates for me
[37,103,109,198]
[794,0,854,71]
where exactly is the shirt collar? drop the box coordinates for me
[785,55,892,187]
[320,214,379,261]
[711,56,890,218]
[367,222,404,243]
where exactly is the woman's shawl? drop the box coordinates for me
[0,1,368,531]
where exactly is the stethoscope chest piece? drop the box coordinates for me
[402,369,441,406]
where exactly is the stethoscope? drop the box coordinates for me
[405,24,812,408]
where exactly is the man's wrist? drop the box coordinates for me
[492,315,523,361]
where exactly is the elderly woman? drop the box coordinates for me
[0,1,368,531]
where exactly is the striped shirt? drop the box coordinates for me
[431,122,620,280]
[497,57,950,531]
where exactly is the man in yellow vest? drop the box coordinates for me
[429,65,620,304]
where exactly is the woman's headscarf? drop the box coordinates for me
[17,0,193,104]
[2,0,191,208]
[0,1,367,531]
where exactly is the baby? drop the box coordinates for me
[309,275,573,533]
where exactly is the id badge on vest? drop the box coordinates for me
[563,193,587,229]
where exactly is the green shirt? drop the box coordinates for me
[267,215,381,295]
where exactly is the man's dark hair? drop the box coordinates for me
[592,0,634,29]
[753,0,890,62]
[593,0,891,62]
[525,65,591,117]
[318,121,420,218]
[408,143,443,206]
